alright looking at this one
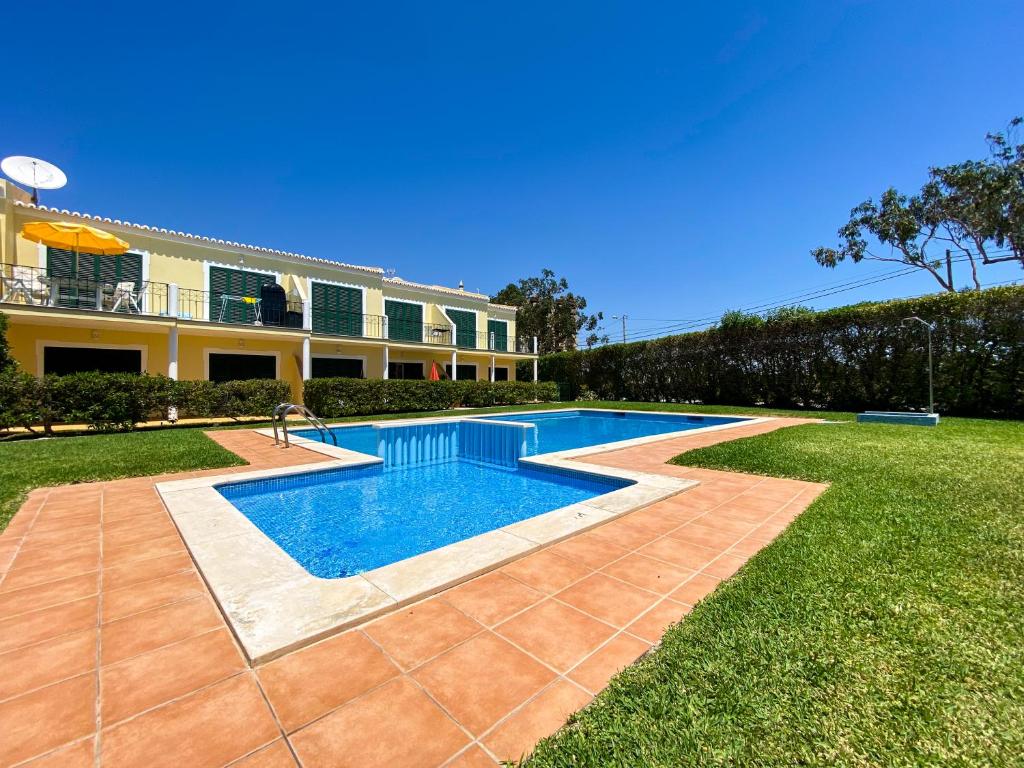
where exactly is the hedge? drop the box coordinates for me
[303,378,559,418]
[537,286,1024,419]
[0,372,291,433]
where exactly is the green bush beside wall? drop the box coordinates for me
[537,286,1024,419]
[0,373,291,433]
[303,378,559,418]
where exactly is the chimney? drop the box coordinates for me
[458,280,464,291]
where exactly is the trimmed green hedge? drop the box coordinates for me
[303,378,559,418]
[538,286,1024,419]
[0,372,290,433]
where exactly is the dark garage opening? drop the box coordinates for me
[312,357,364,378]
[208,353,276,383]
[43,346,142,376]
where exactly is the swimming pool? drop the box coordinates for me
[294,409,748,457]
[218,461,631,578]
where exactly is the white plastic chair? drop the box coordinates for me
[1,266,48,305]
[111,281,143,313]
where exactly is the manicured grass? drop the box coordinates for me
[525,418,1024,766]
[0,429,246,531]
[305,400,854,426]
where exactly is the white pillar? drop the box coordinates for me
[490,355,495,381]
[451,350,458,380]
[382,345,389,379]
[168,283,180,318]
[302,300,312,331]
[302,336,311,381]
[168,326,179,380]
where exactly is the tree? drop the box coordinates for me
[0,311,13,372]
[492,269,606,352]
[813,117,1023,291]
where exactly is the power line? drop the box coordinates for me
[587,253,1018,347]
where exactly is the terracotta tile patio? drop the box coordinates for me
[0,416,825,767]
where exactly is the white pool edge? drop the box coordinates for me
[158,409,767,663]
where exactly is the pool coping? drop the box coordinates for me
[157,409,770,664]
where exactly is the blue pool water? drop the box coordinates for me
[479,410,744,455]
[225,409,748,578]
[218,462,630,578]
[295,409,747,458]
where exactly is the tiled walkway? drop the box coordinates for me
[0,417,825,767]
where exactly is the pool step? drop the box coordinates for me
[375,419,532,468]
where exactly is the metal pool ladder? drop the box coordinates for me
[272,403,337,448]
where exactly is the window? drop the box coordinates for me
[447,308,476,348]
[388,361,424,380]
[43,346,142,376]
[208,353,276,382]
[47,248,143,309]
[312,283,363,337]
[445,363,477,381]
[385,300,423,342]
[490,366,509,381]
[208,266,277,324]
[312,357,363,379]
[487,320,509,352]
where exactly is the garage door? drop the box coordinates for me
[43,346,143,376]
[208,353,277,382]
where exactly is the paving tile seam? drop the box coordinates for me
[8,735,95,768]
[0,490,48,588]
[248,668,300,766]
[93,488,105,768]
[0,581,101,626]
[261,629,416,737]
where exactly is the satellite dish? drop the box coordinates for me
[1,156,67,205]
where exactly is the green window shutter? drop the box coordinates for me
[95,252,142,286]
[487,319,508,352]
[47,247,83,308]
[385,300,423,342]
[447,309,476,348]
[312,283,363,336]
[47,247,77,278]
[209,266,276,324]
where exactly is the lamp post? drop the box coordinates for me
[902,316,936,415]
[612,314,628,344]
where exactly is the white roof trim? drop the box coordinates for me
[11,200,516,312]
[383,276,490,301]
[13,200,382,275]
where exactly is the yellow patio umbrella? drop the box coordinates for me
[20,221,129,275]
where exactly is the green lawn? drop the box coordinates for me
[524,417,1024,767]
[0,429,246,531]
[1,400,821,532]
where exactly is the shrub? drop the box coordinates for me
[0,367,44,431]
[537,286,1024,419]
[303,378,559,418]
[216,379,291,418]
[0,311,12,372]
[0,373,291,433]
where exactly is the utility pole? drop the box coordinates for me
[612,314,628,344]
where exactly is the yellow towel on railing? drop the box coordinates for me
[242,296,257,304]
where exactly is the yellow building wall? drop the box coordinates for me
[5,320,170,377]
[177,334,306,401]
[310,340,386,379]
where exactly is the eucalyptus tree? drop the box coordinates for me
[813,118,1023,291]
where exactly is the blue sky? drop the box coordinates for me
[3,1,1022,343]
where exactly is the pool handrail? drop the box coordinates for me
[272,403,337,448]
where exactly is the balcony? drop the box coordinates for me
[1,262,537,353]
[1,262,172,316]
[460,330,536,354]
